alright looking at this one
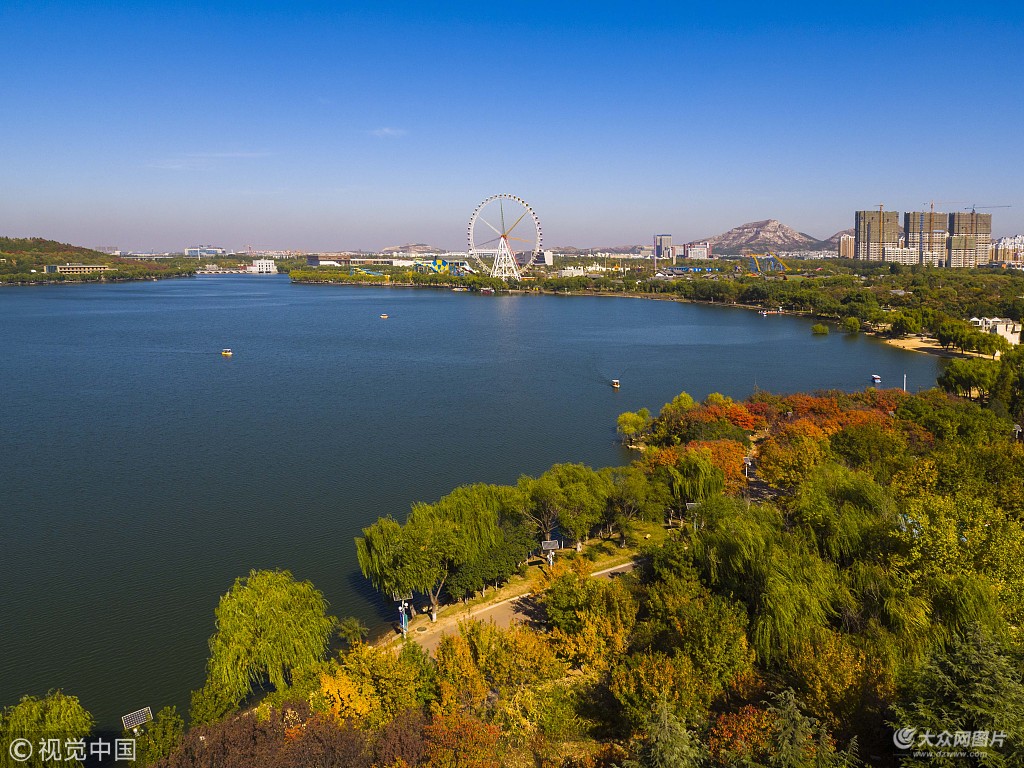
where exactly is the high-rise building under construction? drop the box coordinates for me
[903,212,948,267]
[948,212,992,268]
[853,209,996,268]
[854,210,900,261]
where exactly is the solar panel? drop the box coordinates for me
[122,707,153,731]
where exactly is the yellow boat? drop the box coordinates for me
[221,348,233,356]
[380,314,389,319]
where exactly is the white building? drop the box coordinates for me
[882,246,946,267]
[685,242,711,260]
[971,317,1021,346]
[185,245,228,258]
[247,259,278,274]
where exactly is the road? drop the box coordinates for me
[408,560,636,655]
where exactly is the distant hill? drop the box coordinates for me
[0,237,108,262]
[704,219,828,254]
[379,243,447,254]
[826,228,854,245]
[552,245,645,255]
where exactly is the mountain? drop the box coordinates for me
[826,228,854,245]
[704,220,828,254]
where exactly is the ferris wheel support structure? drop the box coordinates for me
[467,194,542,281]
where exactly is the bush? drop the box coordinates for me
[811,323,830,335]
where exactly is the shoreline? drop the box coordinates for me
[879,334,994,360]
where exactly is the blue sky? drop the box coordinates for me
[2,1,1023,251]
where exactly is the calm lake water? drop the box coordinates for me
[0,276,941,727]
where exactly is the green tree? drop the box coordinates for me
[811,323,830,335]
[666,450,724,529]
[133,706,184,766]
[842,316,861,334]
[337,616,370,648]
[0,691,93,768]
[766,689,860,768]
[624,696,707,768]
[889,625,1024,767]
[188,681,237,726]
[889,311,922,338]
[530,463,610,550]
[356,516,419,600]
[204,569,336,705]
[938,358,999,402]
[617,408,652,446]
[404,504,462,621]
[605,465,665,544]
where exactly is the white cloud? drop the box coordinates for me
[370,127,407,138]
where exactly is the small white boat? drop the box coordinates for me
[611,379,620,389]
[870,374,882,385]
[380,314,389,319]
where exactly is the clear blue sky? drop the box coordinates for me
[2,1,1023,252]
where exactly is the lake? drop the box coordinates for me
[0,276,940,727]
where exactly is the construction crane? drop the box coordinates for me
[965,204,1011,214]
[959,205,1010,267]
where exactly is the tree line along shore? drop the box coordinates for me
[7,380,1024,767]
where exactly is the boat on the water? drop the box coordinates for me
[611,379,620,389]
[479,287,495,295]
[380,314,389,319]
[870,374,882,386]
[221,349,233,357]
[452,287,469,292]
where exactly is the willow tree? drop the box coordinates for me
[665,449,724,529]
[358,486,513,620]
[356,516,418,600]
[405,503,462,621]
[205,569,336,705]
[1,691,93,766]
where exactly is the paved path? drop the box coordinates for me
[407,560,636,655]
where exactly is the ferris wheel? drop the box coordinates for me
[467,194,542,280]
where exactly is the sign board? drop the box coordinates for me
[541,540,559,551]
[685,502,700,512]
[122,707,153,731]
[391,592,413,602]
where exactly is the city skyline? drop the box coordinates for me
[2,1,1023,251]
